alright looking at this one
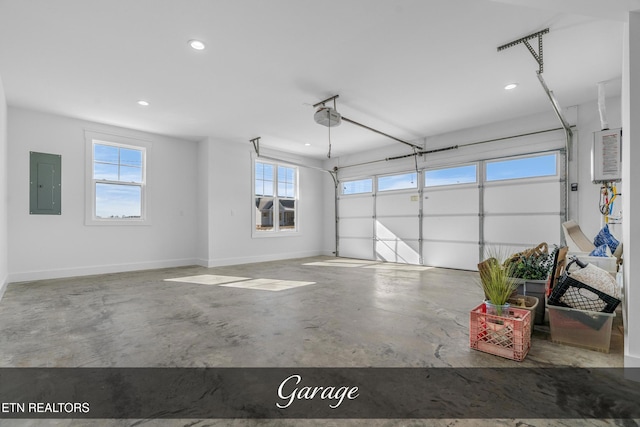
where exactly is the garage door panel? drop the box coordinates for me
[338,196,374,217]
[339,238,374,260]
[423,216,479,241]
[376,217,419,240]
[339,218,373,238]
[376,239,420,264]
[484,181,560,214]
[423,241,479,270]
[376,193,419,216]
[484,215,560,246]
[424,187,479,215]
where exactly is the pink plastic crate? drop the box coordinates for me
[469,303,532,361]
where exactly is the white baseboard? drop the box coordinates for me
[205,250,324,268]
[625,354,640,369]
[7,258,199,283]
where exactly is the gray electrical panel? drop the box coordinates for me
[29,151,61,215]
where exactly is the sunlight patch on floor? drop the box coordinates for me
[304,258,433,272]
[220,278,315,291]
[303,261,370,268]
[364,264,433,271]
[164,275,250,285]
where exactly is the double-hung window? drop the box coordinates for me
[254,160,297,235]
[85,131,149,224]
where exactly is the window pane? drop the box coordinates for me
[94,163,119,180]
[255,179,264,196]
[425,165,476,187]
[256,162,275,196]
[263,164,274,181]
[279,199,296,229]
[255,197,274,231]
[342,178,373,195]
[120,148,142,167]
[94,144,118,164]
[264,181,274,196]
[120,166,142,183]
[95,183,141,219]
[378,172,417,191]
[278,166,286,181]
[277,166,295,198]
[486,154,557,181]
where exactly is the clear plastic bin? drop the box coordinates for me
[548,304,615,353]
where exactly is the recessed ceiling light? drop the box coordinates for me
[504,83,518,90]
[304,143,311,146]
[189,39,206,50]
[137,100,149,106]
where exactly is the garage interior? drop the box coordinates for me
[1,0,640,424]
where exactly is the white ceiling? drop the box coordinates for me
[0,0,637,159]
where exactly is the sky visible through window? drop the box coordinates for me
[93,143,143,218]
[255,162,274,196]
[486,154,557,181]
[342,178,373,195]
[425,165,476,187]
[378,172,417,191]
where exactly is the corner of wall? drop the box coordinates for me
[0,73,8,299]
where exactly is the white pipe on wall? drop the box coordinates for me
[598,82,610,131]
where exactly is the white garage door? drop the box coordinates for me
[482,153,563,254]
[376,189,420,264]
[423,184,480,270]
[336,150,564,270]
[337,180,375,260]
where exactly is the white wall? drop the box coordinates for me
[0,75,8,297]
[7,108,199,282]
[196,138,212,265]
[199,138,328,267]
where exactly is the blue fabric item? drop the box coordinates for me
[593,224,620,253]
[589,244,609,257]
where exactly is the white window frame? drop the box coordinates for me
[252,158,299,237]
[84,130,151,226]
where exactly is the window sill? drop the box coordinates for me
[252,230,300,238]
[85,218,151,226]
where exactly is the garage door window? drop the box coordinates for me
[486,153,557,181]
[425,164,477,187]
[342,178,373,195]
[377,172,417,192]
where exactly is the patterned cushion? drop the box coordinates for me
[593,225,619,253]
[589,244,609,257]
[570,263,620,299]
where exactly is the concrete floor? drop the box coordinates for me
[0,256,629,426]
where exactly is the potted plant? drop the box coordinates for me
[478,255,519,318]
[504,243,558,325]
